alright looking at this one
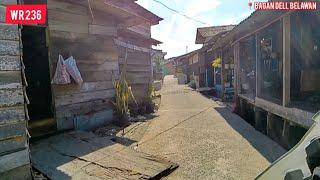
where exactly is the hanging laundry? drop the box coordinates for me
[65,56,83,84]
[52,55,71,85]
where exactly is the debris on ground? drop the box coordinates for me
[32,168,48,180]
[31,131,178,179]
[129,115,147,122]
[94,124,123,137]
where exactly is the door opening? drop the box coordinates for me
[21,26,56,138]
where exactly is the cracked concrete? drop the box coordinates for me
[124,75,287,180]
[31,131,178,179]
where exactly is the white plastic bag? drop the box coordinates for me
[52,55,71,84]
[65,56,83,84]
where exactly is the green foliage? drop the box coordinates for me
[154,56,163,73]
[112,62,136,119]
[147,83,155,102]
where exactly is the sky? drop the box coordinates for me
[137,0,255,58]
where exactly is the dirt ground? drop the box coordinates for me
[121,75,286,180]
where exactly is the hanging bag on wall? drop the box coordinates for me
[52,55,71,84]
[65,56,83,84]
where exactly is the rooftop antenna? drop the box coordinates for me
[186,46,188,53]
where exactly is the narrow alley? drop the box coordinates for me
[127,75,286,179]
[1,0,319,179]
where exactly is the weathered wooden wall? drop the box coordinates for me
[118,46,152,101]
[0,1,31,179]
[47,0,119,130]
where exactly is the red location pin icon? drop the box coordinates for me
[248,1,253,9]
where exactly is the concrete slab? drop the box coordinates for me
[31,131,177,179]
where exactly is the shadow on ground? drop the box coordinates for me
[31,130,178,180]
[214,107,286,163]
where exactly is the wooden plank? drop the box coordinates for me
[119,64,151,72]
[50,36,118,62]
[0,134,27,154]
[0,40,20,56]
[221,49,225,101]
[0,24,19,41]
[233,42,241,95]
[131,84,148,93]
[0,6,5,22]
[74,109,113,131]
[49,21,88,34]
[89,24,117,37]
[90,10,116,26]
[0,164,31,180]
[238,93,255,105]
[49,30,89,41]
[55,99,113,118]
[300,70,320,92]
[81,71,116,82]
[127,77,150,85]
[282,15,290,107]
[0,56,20,71]
[0,121,25,140]
[0,88,24,108]
[128,24,151,37]
[255,97,314,128]
[127,72,150,79]
[118,48,150,59]
[31,132,178,179]
[256,33,262,97]
[52,81,114,96]
[116,40,151,54]
[48,10,88,24]
[119,56,151,65]
[0,106,25,125]
[0,71,22,86]
[118,16,145,28]
[55,89,116,106]
[56,116,74,130]
[0,0,17,5]
[47,0,87,15]
[78,61,118,72]
[0,149,29,174]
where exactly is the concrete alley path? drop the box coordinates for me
[132,75,286,180]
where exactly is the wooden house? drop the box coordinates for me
[0,0,162,178]
[196,25,235,91]
[163,58,176,75]
[172,50,200,85]
[151,49,167,81]
[0,1,31,179]
[216,5,320,149]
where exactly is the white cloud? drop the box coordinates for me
[151,14,202,58]
[136,0,149,9]
[149,1,220,58]
[186,0,221,16]
[151,13,204,58]
[137,0,226,58]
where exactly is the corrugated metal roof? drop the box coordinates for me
[196,25,235,44]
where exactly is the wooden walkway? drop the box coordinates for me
[31,131,178,179]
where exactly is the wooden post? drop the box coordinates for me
[213,67,216,85]
[282,15,291,107]
[256,33,262,98]
[234,42,240,95]
[221,48,225,101]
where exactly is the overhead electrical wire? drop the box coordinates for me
[151,0,210,25]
